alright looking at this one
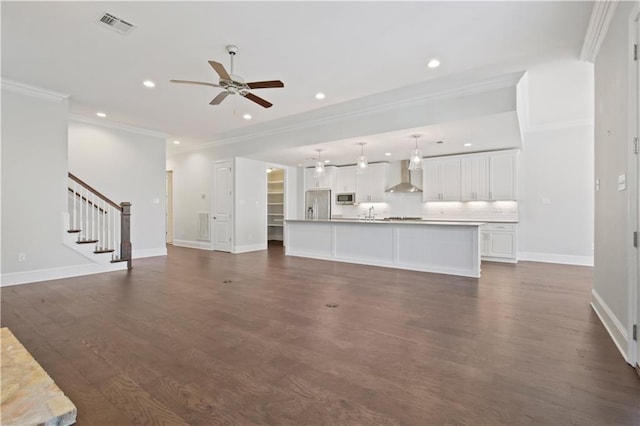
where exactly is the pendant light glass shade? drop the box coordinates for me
[356,142,368,170]
[314,149,325,175]
[408,134,423,171]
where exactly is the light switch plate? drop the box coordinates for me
[618,174,626,191]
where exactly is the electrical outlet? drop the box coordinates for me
[17,252,26,262]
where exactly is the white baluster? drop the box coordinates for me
[83,187,87,240]
[73,180,77,230]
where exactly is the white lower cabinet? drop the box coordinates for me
[480,223,517,263]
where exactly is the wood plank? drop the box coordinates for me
[0,244,638,425]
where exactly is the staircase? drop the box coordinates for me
[67,173,132,269]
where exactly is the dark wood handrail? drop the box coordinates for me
[68,172,121,210]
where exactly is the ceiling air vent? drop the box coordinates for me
[96,12,136,35]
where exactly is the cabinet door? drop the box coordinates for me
[475,156,490,200]
[336,166,357,193]
[368,164,388,202]
[490,153,516,200]
[440,159,461,201]
[488,232,515,258]
[480,232,490,256]
[355,168,371,203]
[422,160,441,201]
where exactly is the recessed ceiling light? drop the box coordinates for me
[143,80,155,88]
[324,159,330,163]
[315,92,326,100]
[384,152,392,156]
[243,113,252,120]
[427,58,440,68]
[464,143,472,147]
[96,112,106,118]
[173,140,181,145]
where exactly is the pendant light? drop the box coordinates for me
[356,142,368,170]
[408,134,423,171]
[314,149,325,175]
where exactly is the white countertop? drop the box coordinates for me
[285,219,486,226]
[332,217,518,223]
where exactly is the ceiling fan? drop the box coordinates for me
[170,45,284,109]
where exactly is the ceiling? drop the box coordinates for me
[1,1,593,164]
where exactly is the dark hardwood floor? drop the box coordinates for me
[2,244,639,425]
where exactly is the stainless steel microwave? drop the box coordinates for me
[336,193,355,205]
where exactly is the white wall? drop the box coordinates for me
[166,153,213,245]
[592,1,636,362]
[68,119,167,258]
[233,157,268,253]
[517,59,595,265]
[1,85,91,283]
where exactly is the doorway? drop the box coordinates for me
[267,167,285,247]
[213,161,233,252]
[166,170,173,244]
[634,8,640,370]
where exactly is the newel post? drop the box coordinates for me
[120,202,132,269]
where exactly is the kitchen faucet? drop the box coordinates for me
[367,206,375,221]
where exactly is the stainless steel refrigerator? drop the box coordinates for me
[305,189,331,220]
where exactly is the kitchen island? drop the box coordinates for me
[284,219,485,278]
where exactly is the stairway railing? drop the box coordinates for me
[68,173,132,269]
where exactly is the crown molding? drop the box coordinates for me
[68,114,168,139]
[172,71,524,156]
[580,0,618,62]
[1,79,69,102]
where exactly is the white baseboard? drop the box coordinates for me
[172,239,212,250]
[591,289,630,364]
[133,247,167,258]
[518,252,594,266]
[0,262,128,287]
[232,243,267,254]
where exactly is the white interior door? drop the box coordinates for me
[213,161,232,252]
[635,12,640,368]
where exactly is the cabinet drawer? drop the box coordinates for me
[487,223,515,231]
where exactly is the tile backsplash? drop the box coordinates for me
[333,192,518,221]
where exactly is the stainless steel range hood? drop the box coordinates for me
[385,160,422,193]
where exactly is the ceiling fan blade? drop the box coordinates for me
[208,61,231,81]
[243,92,273,108]
[210,91,230,105]
[246,80,285,89]
[170,79,220,88]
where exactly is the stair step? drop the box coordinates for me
[94,249,115,254]
[76,239,99,244]
[67,229,81,233]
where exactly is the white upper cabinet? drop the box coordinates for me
[305,166,336,190]
[461,155,490,201]
[356,163,389,203]
[489,152,517,200]
[423,158,461,201]
[336,166,357,193]
[426,150,517,202]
